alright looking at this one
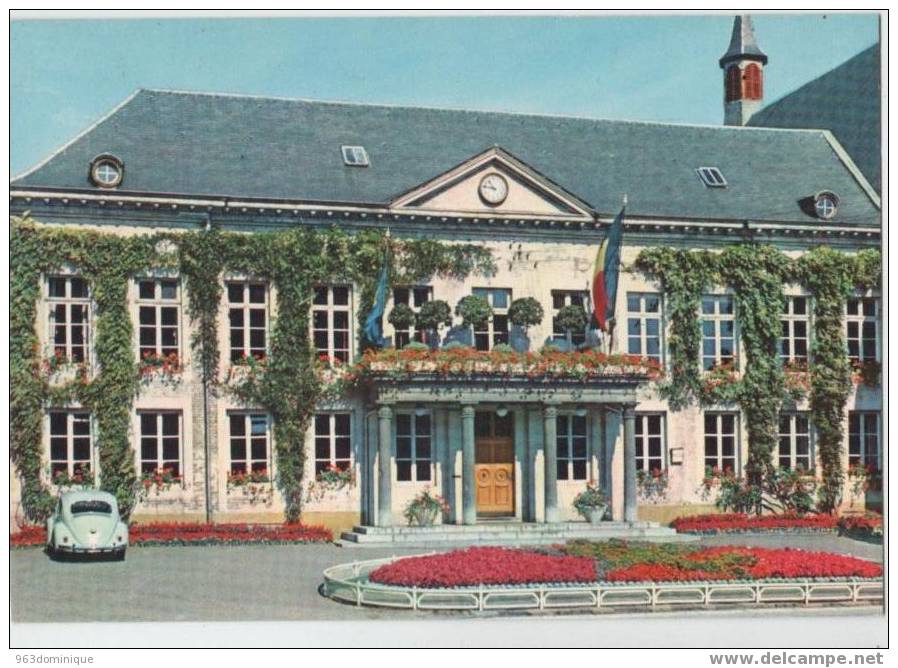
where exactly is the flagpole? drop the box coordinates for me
[609,194,626,356]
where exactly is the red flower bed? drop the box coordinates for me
[9,525,46,547]
[838,513,883,537]
[11,522,332,547]
[671,513,839,534]
[606,547,881,582]
[131,522,332,545]
[837,514,882,532]
[368,546,597,588]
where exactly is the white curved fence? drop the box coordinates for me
[322,555,884,612]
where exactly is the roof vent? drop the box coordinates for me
[341,145,369,167]
[696,167,727,188]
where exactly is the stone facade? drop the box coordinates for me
[8,209,882,533]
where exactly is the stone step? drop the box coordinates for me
[350,521,657,535]
[337,522,692,548]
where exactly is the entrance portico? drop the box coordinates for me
[364,374,645,527]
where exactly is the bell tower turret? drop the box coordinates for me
[720,15,767,126]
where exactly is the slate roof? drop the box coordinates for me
[748,44,881,193]
[719,15,768,67]
[12,88,879,226]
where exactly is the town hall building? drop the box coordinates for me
[10,17,882,536]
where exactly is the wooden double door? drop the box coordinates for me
[475,412,515,516]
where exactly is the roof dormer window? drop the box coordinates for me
[341,145,369,167]
[89,154,124,188]
[814,191,839,220]
[697,166,727,188]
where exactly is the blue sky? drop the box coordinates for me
[10,13,880,175]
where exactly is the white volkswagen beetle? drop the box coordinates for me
[47,490,129,560]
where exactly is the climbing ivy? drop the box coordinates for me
[11,217,166,521]
[794,247,880,512]
[11,215,495,524]
[715,245,791,486]
[634,248,718,410]
[635,243,881,511]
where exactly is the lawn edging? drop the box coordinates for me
[322,551,884,612]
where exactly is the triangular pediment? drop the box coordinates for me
[390,147,593,219]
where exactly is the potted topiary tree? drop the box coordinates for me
[555,304,589,349]
[572,484,608,524]
[455,294,493,346]
[508,296,544,352]
[387,303,416,348]
[415,299,453,349]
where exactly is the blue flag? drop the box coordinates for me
[363,249,390,348]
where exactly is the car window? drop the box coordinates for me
[69,500,113,514]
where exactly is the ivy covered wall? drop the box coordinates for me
[11,211,880,523]
[11,215,495,523]
[635,244,881,512]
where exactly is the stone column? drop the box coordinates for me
[377,404,393,527]
[623,403,638,523]
[543,404,559,523]
[461,403,477,525]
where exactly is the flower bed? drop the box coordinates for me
[364,542,881,589]
[670,513,839,535]
[603,547,881,583]
[838,514,883,542]
[10,522,333,548]
[368,546,597,587]
[320,347,663,389]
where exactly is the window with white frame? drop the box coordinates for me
[704,412,738,473]
[392,286,433,349]
[777,413,812,471]
[846,297,879,362]
[701,295,736,370]
[627,293,663,362]
[227,281,268,362]
[395,412,432,482]
[552,290,589,346]
[138,279,180,359]
[229,413,270,475]
[312,286,352,363]
[635,413,666,472]
[556,414,588,481]
[780,296,809,364]
[472,288,511,351]
[49,411,92,479]
[848,411,880,470]
[48,276,90,363]
[314,413,352,476]
[139,412,182,477]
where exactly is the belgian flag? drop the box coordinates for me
[592,205,625,333]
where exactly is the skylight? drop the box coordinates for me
[342,145,369,167]
[696,167,727,188]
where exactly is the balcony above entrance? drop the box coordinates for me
[319,347,661,403]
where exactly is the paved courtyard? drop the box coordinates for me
[10,533,883,623]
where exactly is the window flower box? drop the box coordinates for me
[40,351,89,386]
[306,464,355,503]
[138,351,183,386]
[227,469,273,506]
[50,467,95,491]
[137,467,183,501]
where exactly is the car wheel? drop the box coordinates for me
[47,536,60,561]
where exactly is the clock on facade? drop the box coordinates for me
[478,173,509,205]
